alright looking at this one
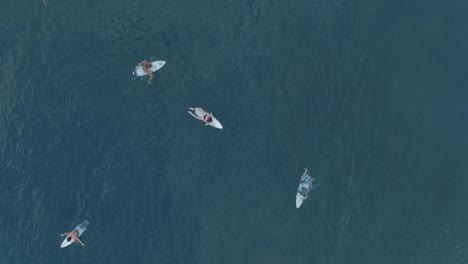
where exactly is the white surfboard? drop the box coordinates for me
[188,107,223,129]
[133,60,166,76]
[296,174,313,208]
[208,118,223,129]
[296,192,305,208]
[60,220,90,248]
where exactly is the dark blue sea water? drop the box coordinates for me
[1,0,468,263]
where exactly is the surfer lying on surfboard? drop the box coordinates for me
[139,60,154,80]
[188,107,223,129]
[188,107,213,126]
[60,230,85,247]
[299,168,314,200]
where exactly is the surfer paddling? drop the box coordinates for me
[60,230,84,247]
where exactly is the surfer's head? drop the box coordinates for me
[205,116,212,123]
[67,237,72,242]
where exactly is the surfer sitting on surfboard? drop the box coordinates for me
[140,60,154,80]
[60,230,84,246]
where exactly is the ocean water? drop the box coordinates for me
[1,0,468,263]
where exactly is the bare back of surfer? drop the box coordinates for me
[61,230,84,246]
[140,60,153,80]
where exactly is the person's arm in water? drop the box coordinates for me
[148,72,153,80]
[301,168,309,180]
[60,233,68,237]
[75,237,85,246]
